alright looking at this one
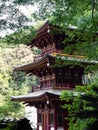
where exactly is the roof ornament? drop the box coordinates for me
[47,26,50,33]
[47,62,50,67]
[47,100,49,104]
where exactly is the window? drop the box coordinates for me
[57,69,63,84]
[57,113,63,126]
[50,79,55,87]
[38,113,42,123]
[74,72,81,85]
[50,113,54,124]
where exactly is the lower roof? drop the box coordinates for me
[11,89,64,102]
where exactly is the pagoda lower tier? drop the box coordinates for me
[12,54,87,130]
[11,89,69,130]
[12,54,97,130]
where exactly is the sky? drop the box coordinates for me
[19,5,38,18]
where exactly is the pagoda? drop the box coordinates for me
[12,21,86,130]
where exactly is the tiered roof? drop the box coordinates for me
[11,21,98,104]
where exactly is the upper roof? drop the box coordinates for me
[28,20,60,47]
[36,21,51,35]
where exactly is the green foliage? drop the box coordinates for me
[61,82,98,130]
[32,0,98,60]
[1,0,98,60]
[0,45,35,119]
[1,0,98,34]
[0,0,33,36]
[0,122,16,130]
[33,0,98,27]
[0,27,36,47]
[67,118,94,130]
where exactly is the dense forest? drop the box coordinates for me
[0,44,37,118]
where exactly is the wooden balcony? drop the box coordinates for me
[31,82,75,92]
[33,45,61,61]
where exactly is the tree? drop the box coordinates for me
[1,0,98,30]
[0,0,34,37]
[1,0,98,59]
[33,0,98,60]
[0,45,35,119]
[0,26,36,47]
[61,82,98,130]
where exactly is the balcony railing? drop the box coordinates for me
[33,48,61,61]
[31,83,76,91]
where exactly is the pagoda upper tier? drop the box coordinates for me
[14,21,98,91]
[28,21,73,59]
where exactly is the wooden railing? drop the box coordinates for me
[53,83,74,89]
[31,83,75,91]
[33,48,61,61]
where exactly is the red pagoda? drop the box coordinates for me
[12,21,87,130]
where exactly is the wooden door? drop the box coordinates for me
[42,112,49,130]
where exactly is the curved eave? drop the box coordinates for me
[28,21,50,46]
[28,21,57,47]
[14,54,98,73]
[11,89,63,102]
[36,20,52,34]
[14,54,54,72]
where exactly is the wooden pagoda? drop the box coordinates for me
[12,21,87,130]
